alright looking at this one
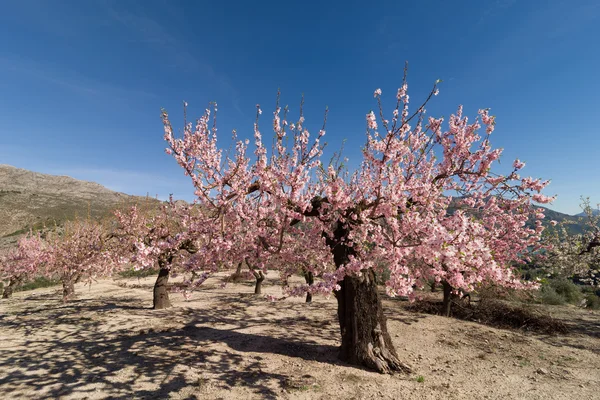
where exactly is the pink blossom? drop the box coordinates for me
[160,77,551,305]
[366,111,378,130]
[513,159,526,170]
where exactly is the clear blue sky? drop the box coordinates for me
[0,0,598,214]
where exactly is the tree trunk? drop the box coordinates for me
[336,269,411,373]
[430,280,437,292]
[2,278,16,299]
[235,262,243,276]
[326,222,411,374]
[153,261,172,309]
[253,270,265,295]
[304,270,314,303]
[62,277,75,300]
[442,280,453,317]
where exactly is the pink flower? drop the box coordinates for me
[513,159,526,170]
[366,111,378,130]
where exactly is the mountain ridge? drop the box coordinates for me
[0,164,158,247]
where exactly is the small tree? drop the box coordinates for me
[42,219,114,300]
[113,197,212,309]
[0,233,48,298]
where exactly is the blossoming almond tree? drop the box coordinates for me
[162,70,553,373]
[43,219,114,300]
[540,198,600,285]
[0,232,48,299]
[113,197,220,309]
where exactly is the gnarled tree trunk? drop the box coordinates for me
[153,257,172,309]
[336,270,411,373]
[2,277,18,299]
[2,284,12,299]
[441,280,470,317]
[327,222,411,374]
[304,270,314,303]
[62,276,75,300]
[442,280,453,317]
[253,270,265,295]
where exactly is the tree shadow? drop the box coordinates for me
[0,291,340,399]
[562,314,600,338]
[535,312,600,354]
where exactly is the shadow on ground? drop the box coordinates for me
[0,291,342,399]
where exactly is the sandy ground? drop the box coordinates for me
[0,272,599,400]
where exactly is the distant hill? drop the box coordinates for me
[448,198,587,235]
[535,206,587,235]
[0,164,158,248]
[575,209,600,217]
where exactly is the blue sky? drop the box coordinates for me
[0,0,598,214]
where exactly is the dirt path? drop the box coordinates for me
[0,273,598,399]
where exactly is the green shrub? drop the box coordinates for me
[16,276,60,292]
[118,268,158,279]
[539,286,565,305]
[584,294,600,310]
[549,279,582,304]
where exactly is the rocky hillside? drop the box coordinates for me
[0,164,154,245]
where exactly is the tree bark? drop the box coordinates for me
[253,270,265,295]
[442,280,453,317]
[430,280,437,292]
[304,270,314,303]
[327,222,411,374]
[62,277,75,300]
[2,278,17,299]
[153,258,172,309]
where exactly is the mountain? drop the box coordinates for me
[0,164,157,247]
[536,206,587,235]
[448,198,586,235]
[575,209,600,217]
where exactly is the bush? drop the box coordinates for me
[539,286,565,305]
[16,276,60,292]
[584,294,600,310]
[536,279,584,305]
[549,279,582,304]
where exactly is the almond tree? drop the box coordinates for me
[162,71,552,373]
[540,198,600,285]
[113,197,218,309]
[0,233,48,299]
[43,219,114,300]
